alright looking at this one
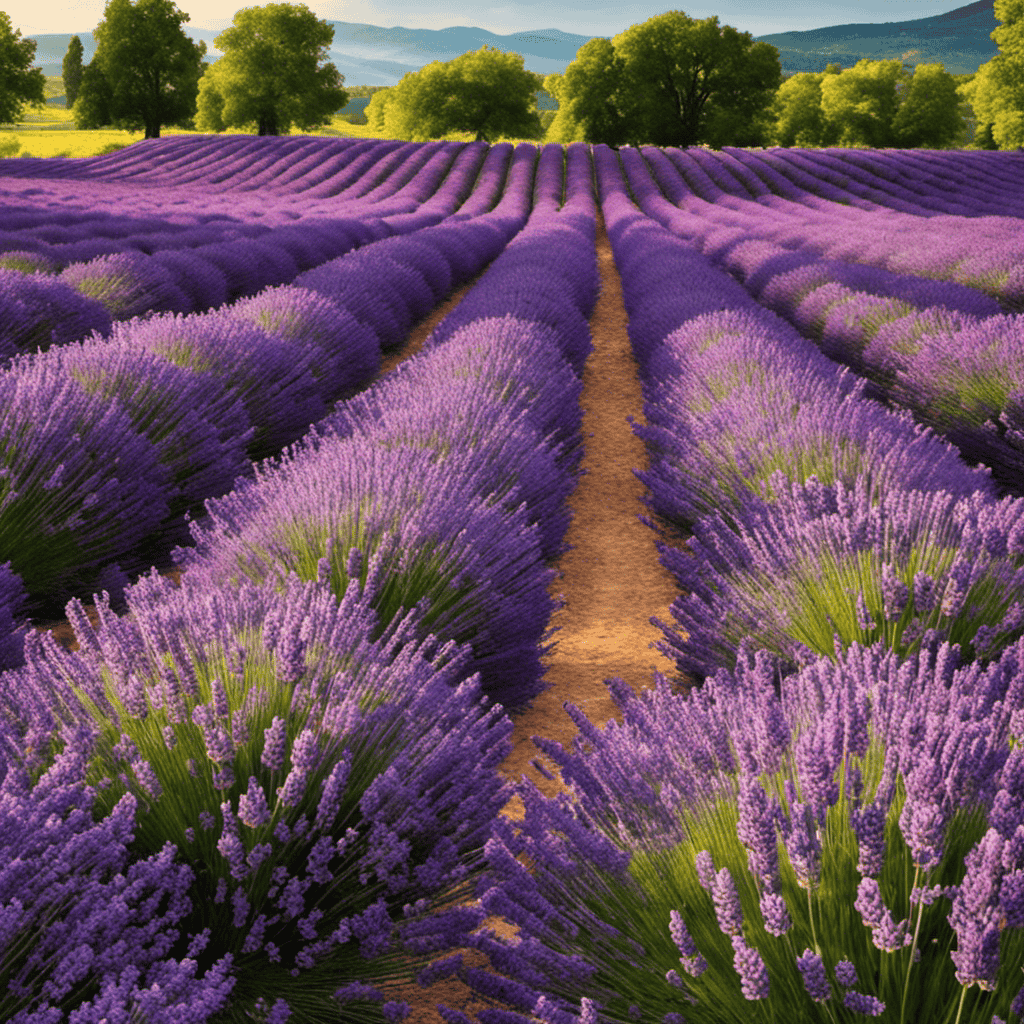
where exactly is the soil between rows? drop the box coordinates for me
[32,215,687,1022]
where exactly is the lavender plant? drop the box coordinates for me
[651,478,1024,681]
[0,563,516,1023]
[631,309,993,533]
[0,739,238,1024]
[472,637,1024,1024]
[12,336,255,534]
[175,435,559,711]
[0,560,29,671]
[118,310,327,461]
[0,268,112,363]
[0,355,171,609]
[60,252,192,320]
[220,284,381,403]
[317,370,574,563]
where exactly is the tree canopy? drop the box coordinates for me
[62,35,85,108]
[0,11,46,125]
[73,0,206,138]
[768,65,842,147]
[367,45,543,142]
[768,59,963,149]
[545,11,783,148]
[958,0,1024,148]
[195,3,347,136]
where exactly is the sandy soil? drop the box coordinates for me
[31,214,686,1023]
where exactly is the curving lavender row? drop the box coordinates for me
[0,141,517,360]
[623,143,1024,312]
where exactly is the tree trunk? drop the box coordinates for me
[258,111,279,135]
[145,121,160,139]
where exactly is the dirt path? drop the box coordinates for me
[32,216,685,1024]
[386,215,683,1022]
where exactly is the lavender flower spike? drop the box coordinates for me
[712,867,744,936]
[731,935,770,1000]
[796,948,831,1003]
[669,909,708,977]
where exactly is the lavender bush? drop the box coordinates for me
[13,335,255,534]
[472,636,1024,1024]
[0,355,170,609]
[651,478,1024,682]
[220,284,381,404]
[60,252,193,321]
[117,310,326,461]
[0,740,238,1024]
[0,565,516,1023]
[175,436,559,711]
[0,268,112,363]
[631,309,994,533]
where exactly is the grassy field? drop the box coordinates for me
[0,75,549,159]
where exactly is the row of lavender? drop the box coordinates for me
[0,141,602,1024]
[616,145,1024,495]
[458,148,1024,1024]
[0,139,495,359]
[0,139,547,653]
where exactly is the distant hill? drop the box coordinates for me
[25,22,593,87]
[26,1,1000,91]
[756,0,999,76]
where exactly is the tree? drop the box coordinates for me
[768,65,841,147]
[195,4,347,136]
[372,45,543,142]
[547,11,782,148]
[543,38,628,144]
[958,0,1024,149]
[0,12,45,125]
[891,63,963,148]
[62,35,84,108]
[73,0,206,138]
[71,61,114,128]
[818,58,911,148]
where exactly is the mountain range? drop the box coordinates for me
[26,0,1000,89]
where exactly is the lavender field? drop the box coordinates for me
[1,137,1024,1024]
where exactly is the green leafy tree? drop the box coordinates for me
[819,57,911,147]
[547,11,782,148]
[364,85,393,133]
[61,34,84,107]
[195,4,347,136]
[73,0,206,138]
[768,64,841,147]
[375,45,543,142]
[71,61,114,128]
[958,0,1024,149]
[0,11,45,125]
[542,38,628,144]
[891,62,963,148]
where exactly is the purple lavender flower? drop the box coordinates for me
[760,891,791,936]
[695,850,716,891]
[736,775,779,883]
[731,934,770,1000]
[855,877,911,952]
[844,990,886,1016]
[712,867,744,936]
[834,960,858,987]
[669,909,708,976]
[796,948,830,1002]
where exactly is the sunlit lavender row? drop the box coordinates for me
[3,138,1024,1024]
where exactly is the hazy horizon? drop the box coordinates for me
[5,0,987,43]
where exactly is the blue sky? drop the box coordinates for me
[8,0,981,39]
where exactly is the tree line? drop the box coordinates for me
[1,1,1024,148]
